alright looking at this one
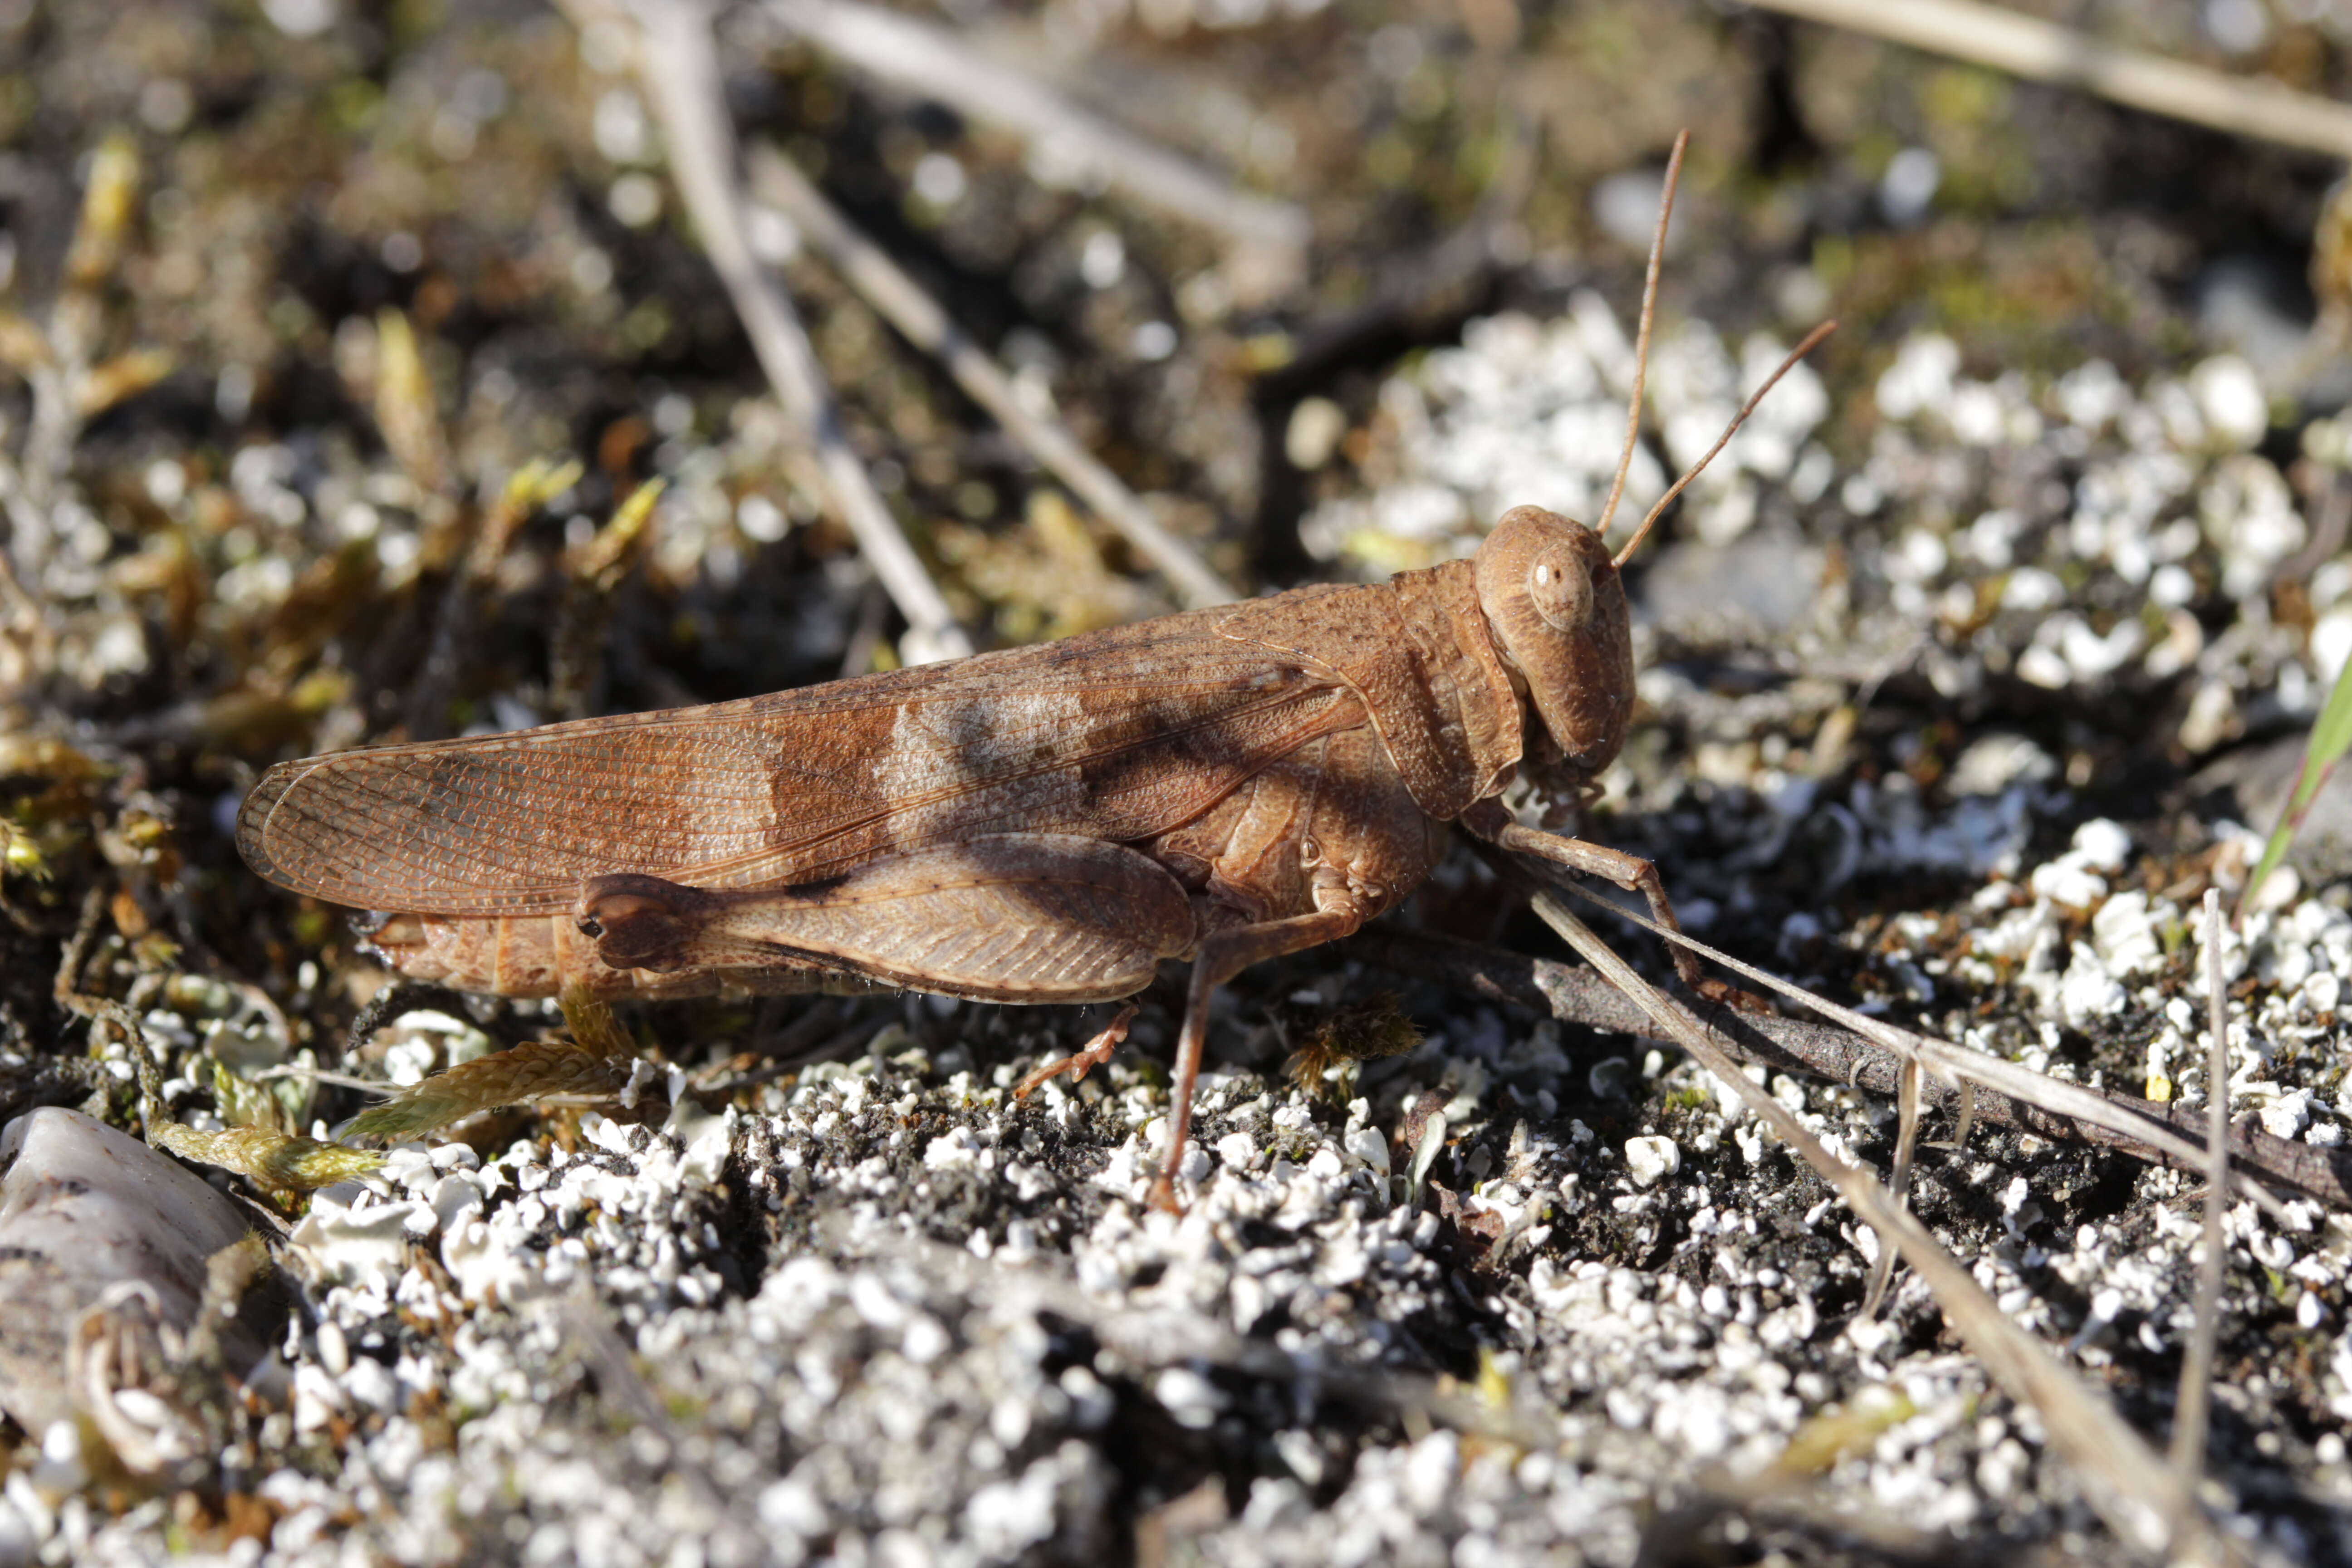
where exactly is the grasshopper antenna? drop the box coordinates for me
[1595,130,1686,541]
[1609,318,1838,571]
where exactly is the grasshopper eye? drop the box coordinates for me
[1527,551,1591,632]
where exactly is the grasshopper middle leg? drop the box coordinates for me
[1149,907,1362,1213]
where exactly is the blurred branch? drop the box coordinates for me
[570,0,975,663]
[742,144,1236,610]
[1753,0,2352,161]
[0,136,150,686]
[762,0,1309,302]
[20,137,138,520]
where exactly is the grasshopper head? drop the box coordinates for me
[1473,505,1634,789]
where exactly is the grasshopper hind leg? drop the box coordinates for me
[568,833,1195,1003]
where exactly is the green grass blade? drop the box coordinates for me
[2240,652,2352,919]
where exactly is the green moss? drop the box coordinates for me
[1923,66,2012,132]
[1661,1083,1712,1113]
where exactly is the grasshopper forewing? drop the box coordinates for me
[237,132,1832,1209]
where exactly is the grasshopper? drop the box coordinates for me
[236,137,1830,1208]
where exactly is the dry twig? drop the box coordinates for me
[574,0,974,662]
[1348,925,2347,1211]
[742,144,1236,611]
[52,884,168,1137]
[1531,893,2225,1564]
[2169,890,2233,1521]
[762,0,1310,300]
[1533,879,2299,1220]
[1753,0,2352,162]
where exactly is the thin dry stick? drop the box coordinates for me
[1533,875,2294,1221]
[762,0,1310,288]
[1595,130,1685,540]
[606,0,972,662]
[2169,891,2232,1512]
[52,885,168,1140]
[1532,893,2223,1565]
[741,144,1235,611]
[1859,1057,1922,1318]
[1752,0,2352,162]
[1347,925,2348,1210]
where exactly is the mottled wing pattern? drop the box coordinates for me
[237,616,1362,917]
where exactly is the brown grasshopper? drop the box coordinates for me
[237,136,1831,1208]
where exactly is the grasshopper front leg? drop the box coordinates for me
[1460,801,1716,995]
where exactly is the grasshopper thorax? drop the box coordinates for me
[1472,505,1634,788]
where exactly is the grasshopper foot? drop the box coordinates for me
[1693,977,1772,1015]
[1011,1004,1137,1099]
[1145,1171,1182,1215]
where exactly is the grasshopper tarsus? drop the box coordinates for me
[1696,978,1774,1016]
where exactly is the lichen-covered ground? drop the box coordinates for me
[3,0,2352,1563]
